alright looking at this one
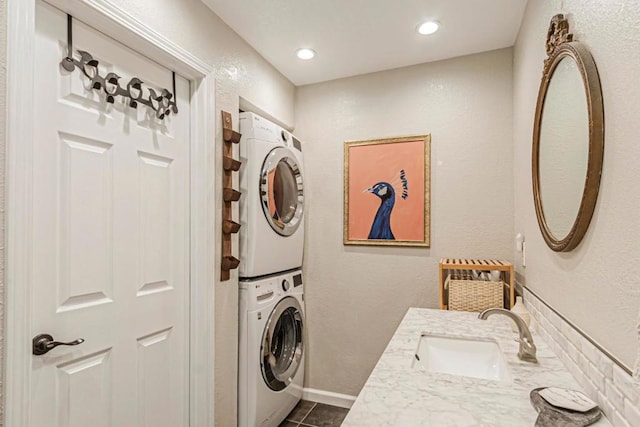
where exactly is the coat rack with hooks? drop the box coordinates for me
[221,111,242,281]
[60,14,178,120]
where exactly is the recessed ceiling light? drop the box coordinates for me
[296,48,316,60]
[417,20,440,35]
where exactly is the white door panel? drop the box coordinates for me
[56,349,113,427]
[31,2,190,425]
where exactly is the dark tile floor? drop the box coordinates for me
[279,400,350,427]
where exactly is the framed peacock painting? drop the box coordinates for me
[344,134,431,247]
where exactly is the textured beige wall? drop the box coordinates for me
[1,1,294,426]
[513,0,640,370]
[294,48,514,396]
[104,0,295,127]
[0,0,5,423]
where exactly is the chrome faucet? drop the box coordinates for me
[478,308,538,363]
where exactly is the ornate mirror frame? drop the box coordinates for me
[532,14,604,252]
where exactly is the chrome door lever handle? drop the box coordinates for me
[32,333,85,355]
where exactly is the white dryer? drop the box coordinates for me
[239,112,305,278]
[238,269,305,427]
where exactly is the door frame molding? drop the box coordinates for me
[5,1,216,425]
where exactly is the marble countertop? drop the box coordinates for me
[342,308,610,427]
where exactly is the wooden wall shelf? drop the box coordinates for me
[221,111,242,281]
[438,258,514,310]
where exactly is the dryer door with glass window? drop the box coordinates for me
[260,147,304,236]
[261,297,304,391]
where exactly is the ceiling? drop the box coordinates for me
[203,0,528,86]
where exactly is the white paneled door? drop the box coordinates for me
[31,3,190,426]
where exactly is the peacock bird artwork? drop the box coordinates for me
[365,170,409,240]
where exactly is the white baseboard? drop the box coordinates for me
[302,388,357,409]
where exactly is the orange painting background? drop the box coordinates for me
[347,139,425,241]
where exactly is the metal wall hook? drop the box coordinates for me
[60,14,179,120]
[61,14,75,72]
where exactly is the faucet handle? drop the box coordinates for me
[478,307,538,363]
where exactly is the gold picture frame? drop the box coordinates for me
[344,134,431,247]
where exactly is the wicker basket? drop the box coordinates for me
[446,277,504,312]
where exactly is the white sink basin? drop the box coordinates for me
[412,333,512,382]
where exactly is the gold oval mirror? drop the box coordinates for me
[532,14,604,252]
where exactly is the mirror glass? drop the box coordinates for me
[538,56,589,239]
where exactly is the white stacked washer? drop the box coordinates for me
[238,112,305,279]
[238,269,305,427]
[238,112,306,426]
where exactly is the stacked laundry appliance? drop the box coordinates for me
[237,112,306,427]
